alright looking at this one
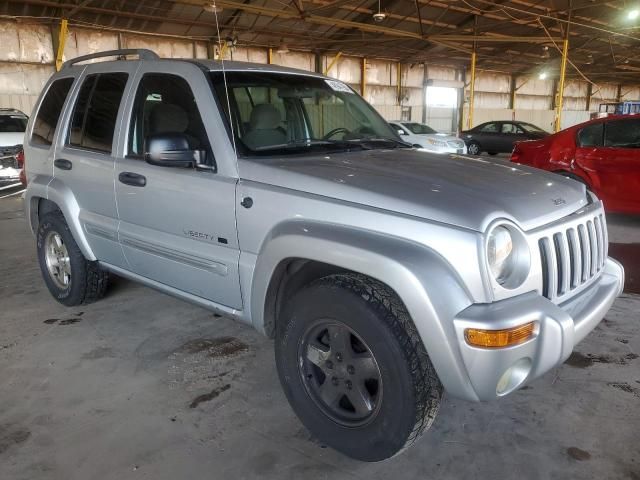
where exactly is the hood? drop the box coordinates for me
[239,149,588,232]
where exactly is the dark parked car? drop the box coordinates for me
[462,121,549,155]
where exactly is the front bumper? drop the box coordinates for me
[416,145,467,155]
[453,257,624,401]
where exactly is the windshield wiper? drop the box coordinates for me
[345,137,413,149]
[251,138,369,152]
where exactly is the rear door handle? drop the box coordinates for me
[118,172,147,187]
[54,158,72,170]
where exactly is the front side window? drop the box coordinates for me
[68,72,128,153]
[604,119,640,148]
[31,77,74,147]
[479,123,499,133]
[519,122,547,134]
[211,72,402,156]
[403,123,437,135]
[128,74,210,160]
[577,123,604,147]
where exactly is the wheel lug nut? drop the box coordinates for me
[331,377,339,386]
[345,380,352,390]
[336,353,342,362]
[325,360,333,369]
[347,365,355,374]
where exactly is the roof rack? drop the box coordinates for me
[62,49,159,69]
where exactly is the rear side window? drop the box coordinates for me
[31,78,74,146]
[68,73,128,153]
[577,123,603,147]
[604,119,640,148]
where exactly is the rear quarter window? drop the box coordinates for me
[31,77,74,147]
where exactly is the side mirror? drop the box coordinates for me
[144,133,204,168]
[397,129,406,136]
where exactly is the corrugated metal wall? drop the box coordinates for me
[1,20,639,133]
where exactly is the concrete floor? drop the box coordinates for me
[1,186,639,480]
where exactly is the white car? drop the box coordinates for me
[0,108,27,185]
[390,121,467,154]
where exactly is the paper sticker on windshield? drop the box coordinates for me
[325,79,353,93]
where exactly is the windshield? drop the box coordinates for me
[210,72,404,156]
[403,122,438,135]
[0,115,27,133]
[519,122,547,134]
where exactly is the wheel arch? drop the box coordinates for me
[250,220,478,401]
[25,177,96,260]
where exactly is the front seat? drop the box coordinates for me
[243,104,287,149]
[148,103,200,148]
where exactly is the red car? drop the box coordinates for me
[511,115,640,214]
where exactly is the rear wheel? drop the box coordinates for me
[37,212,109,306]
[467,141,481,155]
[275,273,442,461]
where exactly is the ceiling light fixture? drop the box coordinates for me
[538,72,548,80]
[628,9,639,20]
[373,0,386,22]
[203,2,223,14]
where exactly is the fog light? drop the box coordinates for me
[464,322,535,348]
[496,358,532,395]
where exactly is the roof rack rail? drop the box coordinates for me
[62,49,159,69]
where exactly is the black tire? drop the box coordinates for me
[467,141,481,155]
[37,212,109,306]
[275,273,442,461]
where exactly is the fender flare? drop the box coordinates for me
[250,219,480,401]
[25,176,96,261]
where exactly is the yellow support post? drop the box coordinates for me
[55,19,69,72]
[467,49,476,130]
[217,40,228,60]
[360,57,366,97]
[554,37,569,132]
[323,52,342,76]
[267,47,273,64]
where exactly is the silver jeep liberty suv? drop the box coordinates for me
[23,49,624,461]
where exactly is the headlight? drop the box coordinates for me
[486,224,531,289]
[426,138,448,147]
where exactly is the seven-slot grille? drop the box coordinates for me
[538,212,607,302]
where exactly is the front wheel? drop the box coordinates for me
[37,212,109,306]
[467,141,481,155]
[275,273,442,461]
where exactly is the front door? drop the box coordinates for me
[114,65,242,308]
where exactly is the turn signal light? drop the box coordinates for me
[464,322,535,348]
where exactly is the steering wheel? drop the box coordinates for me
[323,127,350,140]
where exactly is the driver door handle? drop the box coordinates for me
[118,172,147,187]
[54,158,72,170]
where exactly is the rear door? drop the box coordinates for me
[53,64,137,268]
[500,122,528,153]
[474,122,501,151]
[114,62,242,308]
